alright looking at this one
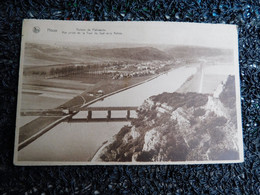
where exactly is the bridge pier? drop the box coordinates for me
[87,110,92,120]
[126,110,130,119]
[107,110,111,119]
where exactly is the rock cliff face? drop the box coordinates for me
[99,76,240,162]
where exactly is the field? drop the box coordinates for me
[18,42,234,148]
[21,77,95,110]
[18,67,168,145]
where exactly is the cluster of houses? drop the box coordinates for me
[110,62,171,80]
[81,61,170,80]
[112,70,156,80]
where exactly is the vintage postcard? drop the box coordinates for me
[14,19,243,165]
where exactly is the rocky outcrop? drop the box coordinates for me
[99,76,240,162]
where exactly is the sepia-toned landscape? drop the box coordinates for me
[14,21,243,165]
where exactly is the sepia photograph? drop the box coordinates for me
[14,20,243,165]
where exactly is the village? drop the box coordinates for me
[79,60,175,97]
[24,60,175,80]
[23,59,176,99]
[104,60,174,80]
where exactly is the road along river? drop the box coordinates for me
[18,66,197,162]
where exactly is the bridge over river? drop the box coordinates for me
[21,106,138,121]
[68,106,138,122]
[18,106,138,150]
[18,65,200,161]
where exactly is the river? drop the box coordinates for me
[18,66,198,161]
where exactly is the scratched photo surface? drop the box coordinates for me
[14,20,243,165]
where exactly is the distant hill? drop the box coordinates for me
[24,43,233,67]
[85,47,171,61]
[24,43,171,67]
[166,46,233,61]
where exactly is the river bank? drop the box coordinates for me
[18,65,197,162]
[18,65,176,145]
